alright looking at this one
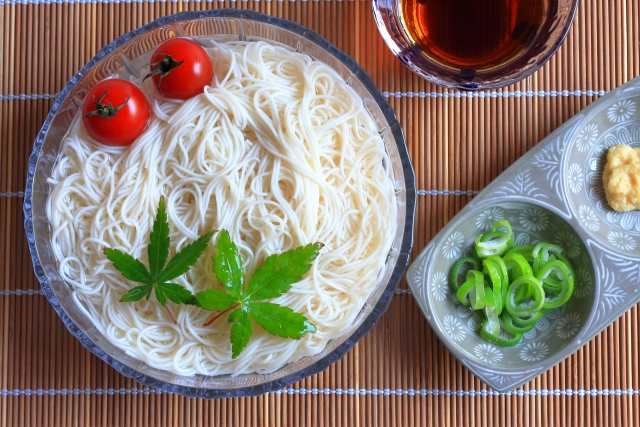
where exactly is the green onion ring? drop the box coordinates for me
[509,310,542,327]
[555,253,576,279]
[502,253,533,281]
[480,318,523,347]
[536,260,574,310]
[475,220,513,258]
[484,285,500,335]
[483,256,508,314]
[532,243,563,274]
[449,257,481,292]
[505,276,544,317]
[456,270,485,309]
[506,244,535,264]
[502,312,537,334]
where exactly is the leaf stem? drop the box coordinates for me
[203,303,240,327]
[165,305,177,324]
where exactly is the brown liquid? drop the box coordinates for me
[400,0,548,71]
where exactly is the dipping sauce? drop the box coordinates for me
[603,145,640,212]
[399,0,548,71]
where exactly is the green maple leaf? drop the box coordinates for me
[228,307,253,359]
[196,230,322,359]
[247,302,316,339]
[105,197,213,323]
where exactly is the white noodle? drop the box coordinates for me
[47,40,397,376]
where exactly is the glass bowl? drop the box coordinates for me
[372,0,579,90]
[24,9,416,398]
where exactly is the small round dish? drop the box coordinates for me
[371,0,579,90]
[24,9,416,398]
[411,201,595,385]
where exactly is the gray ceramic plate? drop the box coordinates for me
[407,76,640,392]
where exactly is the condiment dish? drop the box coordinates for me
[407,76,640,392]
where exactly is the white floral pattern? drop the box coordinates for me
[574,268,594,298]
[574,123,599,152]
[545,308,562,319]
[577,205,600,232]
[514,232,531,246]
[455,304,484,331]
[467,310,484,331]
[566,163,583,194]
[519,342,550,362]
[442,315,466,342]
[607,99,636,122]
[554,229,581,258]
[519,208,549,231]
[556,312,581,339]
[474,344,503,363]
[495,170,545,199]
[475,207,504,230]
[456,304,474,318]
[442,231,465,259]
[607,231,637,251]
[534,315,551,332]
[430,272,448,301]
[606,209,640,233]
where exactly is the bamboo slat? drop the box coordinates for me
[1,0,639,426]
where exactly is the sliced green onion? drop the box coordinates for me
[480,318,523,347]
[536,260,574,310]
[475,220,513,258]
[484,285,500,335]
[483,256,508,314]
[456,270,485,309]
[507,244,535,264]
[555,253,576,279]
[449,257,481,292]
[502,253,533,281]
[505,276,544,317]
[541,277,564,294]
[509,310,542,327]
[532,243,563,274]
[449,218,577,348]
[502,312,537,334]
[471,275,486,310]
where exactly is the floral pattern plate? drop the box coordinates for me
[406,76,640,392]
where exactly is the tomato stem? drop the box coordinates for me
[144,53,185,96]
[84,89,130,119]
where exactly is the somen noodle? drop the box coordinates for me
[47,40,397,376]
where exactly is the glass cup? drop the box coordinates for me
[372,0,578,90]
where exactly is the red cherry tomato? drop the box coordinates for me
[82,79,150,146]
[145,38,214,100]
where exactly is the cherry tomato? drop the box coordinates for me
[144,38,214,100]
[82,79,150,146]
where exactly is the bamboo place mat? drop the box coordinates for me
[1,0,640,426]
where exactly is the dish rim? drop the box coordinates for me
[23,8,416,398]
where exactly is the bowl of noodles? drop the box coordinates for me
[24,9,415,398]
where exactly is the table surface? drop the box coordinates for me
[1,1,640,426]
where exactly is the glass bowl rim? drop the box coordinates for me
[23,8,416,398]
